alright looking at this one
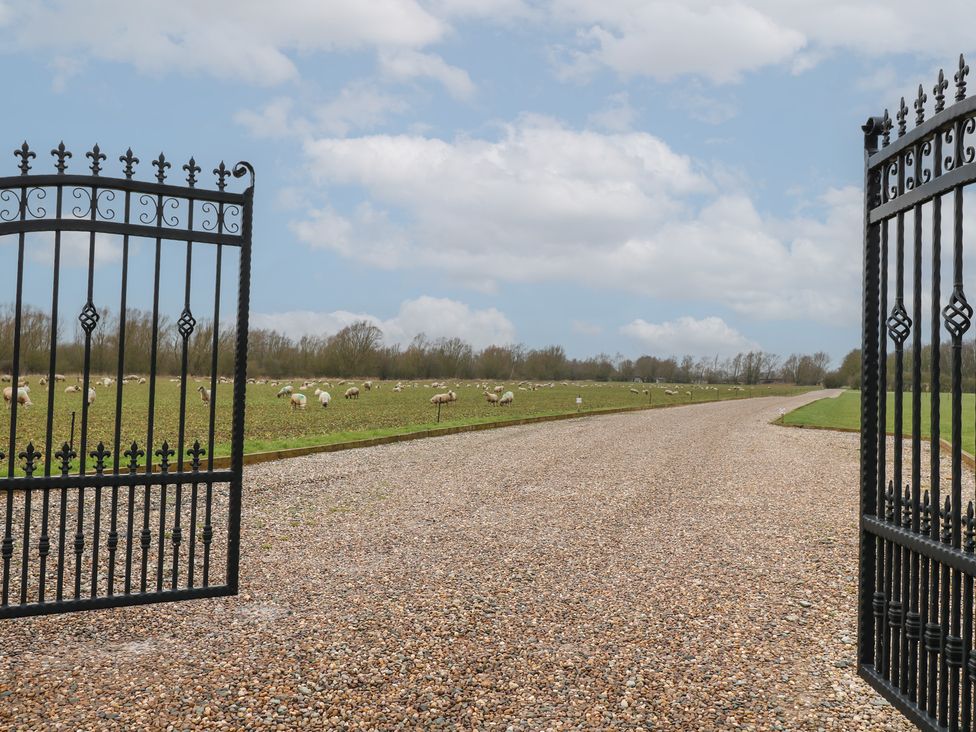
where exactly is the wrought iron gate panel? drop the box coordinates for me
[860,55,976,730]
[0,142,253,618]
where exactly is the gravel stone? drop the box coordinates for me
[0,390,912,730]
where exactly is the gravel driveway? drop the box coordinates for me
[0,390,911,730]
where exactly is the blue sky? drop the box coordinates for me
[1,1,973,365]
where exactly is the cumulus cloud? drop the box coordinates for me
[295,116,863,323]
[621,316,759,357]
[0,0,446,85]
[546,0,976,83]
[378,49,475,99]
[251,296,515,350]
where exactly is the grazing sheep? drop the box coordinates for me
[314,388,322,397]
[430,391,452,405]
[87,388,96,405]
[100,377,114,387]
[499,391,514,406]
[493,385,504,394]
[393,385,402,392]
[3,386,31,407]
[65,384,81,394]
[629,388,639,394]
[290,393,307,410]
[54,374,65,382]
[197,385,211,404]
[664,389,678,396]
[0,375,9,382]
[318,391,332,408]
[139,377,146,384]
[344,386,360,400]
[484,391,499,405]
[276,385,293,399]
[39,377,47,386]
[363,380,372,391]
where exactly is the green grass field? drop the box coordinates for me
[1,378,813,472]
[782,390,976,453]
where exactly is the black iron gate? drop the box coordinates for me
[860,55,976,730]
[0,142,252,618]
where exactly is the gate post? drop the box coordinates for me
[859,116,884,670]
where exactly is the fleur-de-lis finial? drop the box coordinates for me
[55,442,76,475]
[152,152,171,183]
[156,441,175,472]
[915,84,927,126]
[86,143,106,175]
[183,157,201,187]
[956,54,970,102]
[187,440,206,471]
[885,481,895,522]
[922,490,931,534]
[935,69,949,113]
[119,148,139,179]
[51,141,72,174]
[902,485,912,528]
[882,109,892,146]
[89,442,111,474]
[124,441,144,472]
[14,141,36,175]
[19,443,41,478]
[213,161,230,191]
[896,97,908,137]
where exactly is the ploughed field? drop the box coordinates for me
[0,378,811,467]
[0,390,908,730]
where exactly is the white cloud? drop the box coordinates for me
[545,1,976,83]
[571,320,603,336]
[378,49,475,99]
[252,296,515,350]
[295,117,863,323]
[1,0,447,85]
[621,316,759,357]
[27,231,124,269]
[236,85,409,139]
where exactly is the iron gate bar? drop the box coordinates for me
[859,54,976,731]
[0,142,252,619]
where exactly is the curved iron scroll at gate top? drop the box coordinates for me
[859,54,976,731]
[0,142,253,618]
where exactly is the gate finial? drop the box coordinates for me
[934,69,949,113]
[896,97,908,137]
[881,109,892,147]
[14,141,35,175]
[119,148,139,179]
[51,142,71,174]
[183,157,201,187]
[956,54,969,102]
[213,161,230,191]
[86,144,106,175]
[914,85,927,126]
[152,152,171,183]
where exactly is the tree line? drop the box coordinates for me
[825,345,976,392]
[0,306,832,384]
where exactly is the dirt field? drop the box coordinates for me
[0,390,910,730]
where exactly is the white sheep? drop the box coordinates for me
[629,388,639,394]
[65,384,81,394]
[484,391,499,405]
[276,385,293,399]
[344,386,360,400]
[363,380,373,391]
[493,385,504,394]
[430,391,454,405]
[100,377,114,387]
[138,377,146,384]
[290,393,307,410]
[3,386,31,407]
[87,387,96,405]
[197,385,211,404]
[318,391,332,408]
[314,388,322,397]
[499,391,514,406]
[53,374,65,382]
